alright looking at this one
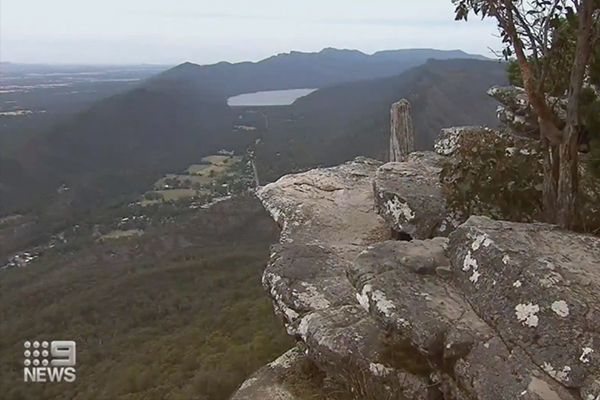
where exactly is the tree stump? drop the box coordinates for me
[390,99,414,162]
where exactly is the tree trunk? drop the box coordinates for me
[556,125,580,228]
[541,136,559,223]
[500,0,563,145]
[556,0,594,229]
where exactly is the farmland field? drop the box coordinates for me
[99,229,144,241]
[156,189,198,200]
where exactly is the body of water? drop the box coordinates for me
[227,88,317,106]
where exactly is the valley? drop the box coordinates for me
[0,49,508,400]
[0,63,169,156]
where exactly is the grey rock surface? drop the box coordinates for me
[250,157,437,399]
[448,216,600,397]
[487,85,567,140]
[255,156,388,246]
[349,238,578,400]
[229,348,310,400]
[433,125,499,157]
[374,152,448,239]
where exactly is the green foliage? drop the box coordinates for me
[506,15,600,178]
[0,197,292,400]
[440,129,545,223]
[506,59,523,87]
[440,128,600,233]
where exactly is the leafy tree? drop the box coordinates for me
[453,0,599,229]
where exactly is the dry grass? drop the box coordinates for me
[155,189,197,200]
[282,353,421,400]
[282,353,353,400]
[187,164,211,174]
[201,155,242,166]
[99,229,144,241]
[139,199,162,207]
[154,174,212,188]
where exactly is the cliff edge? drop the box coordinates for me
[230,88,600,400]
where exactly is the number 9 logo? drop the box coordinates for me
[50,341,76,367]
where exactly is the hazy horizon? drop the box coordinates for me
[1,0,501,65]
[0,47,491,68]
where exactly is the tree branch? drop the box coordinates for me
[502,0,564,144]
[542,0,564,55]
[566,0,595,128]
[511,2,543,68]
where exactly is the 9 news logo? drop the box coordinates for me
[23,340,76,383]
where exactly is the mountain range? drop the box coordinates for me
[0,48,505,219]
[154,48,489,97]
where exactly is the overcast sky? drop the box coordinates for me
[1,0,502,65]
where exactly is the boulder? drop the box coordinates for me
[255,156,389,246]
[448,216,600,399]
[486,85,567,140]
[254,157,435,398]
[348,238,578,400]
[256,157,390,336]
[263,243,358,335]
[297,305,435,400]
[230,348,309,400]
[433,126,499,157]
[374,151,449,239]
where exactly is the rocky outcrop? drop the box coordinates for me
[487,85,591,153]
[234,157,442,400]
[232,147,600,400]
[349,232,586,400]
[230,94,600,400]
[487,85,567,140]
[374,151,449,239]
[390,99,415,162]
[230,348,308,400]
[433,125,502,157]
[448,216,600,399]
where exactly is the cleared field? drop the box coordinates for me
[201,155,243,166]
[140,199,161,207]
[0,215,23,225]
[187,164,211,174]
[156,189,197,200]
[234,125,257,131]
[99,229,144,241]
[147,154,243,204]
[154,174,213,188]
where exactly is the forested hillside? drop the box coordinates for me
[251,58,509,182]
[0,195,292,400]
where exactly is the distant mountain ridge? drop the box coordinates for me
[154,47,490,97]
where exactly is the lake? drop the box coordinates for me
[227,88,318,106]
